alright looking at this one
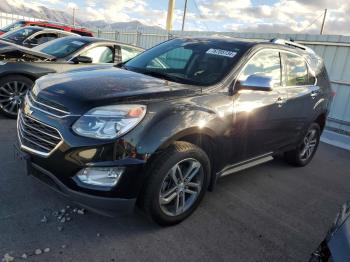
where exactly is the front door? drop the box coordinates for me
[232,49,291,158]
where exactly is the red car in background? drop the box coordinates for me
[0,20,94,37]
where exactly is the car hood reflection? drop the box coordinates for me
[34,67,200,114]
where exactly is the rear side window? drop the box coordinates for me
[239,50,281,86]
[285,53,313,86]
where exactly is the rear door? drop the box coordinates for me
[281,52,319,144]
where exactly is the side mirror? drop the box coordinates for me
[72,55,93,64]
[240,75,274,91]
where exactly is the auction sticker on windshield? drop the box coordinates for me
[206,48,237,58]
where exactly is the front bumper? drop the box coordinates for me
[28,160,137,216]
[17,102,150,215]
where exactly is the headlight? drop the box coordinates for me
[72,104,146,139]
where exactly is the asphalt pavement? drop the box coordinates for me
[1,115,350,262]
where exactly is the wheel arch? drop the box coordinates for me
[314,112,327,132]
[145,127,219,191]
[0,72,38,83]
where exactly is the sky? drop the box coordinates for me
[18,0,350,34]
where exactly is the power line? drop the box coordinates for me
[192,0,210,31]
[300,11,325,33]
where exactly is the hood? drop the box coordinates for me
[33,67,199,114]
[0,39,55,60]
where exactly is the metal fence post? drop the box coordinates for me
[97,29,101,38]
[115,31,119,41]
[136,30,142,47]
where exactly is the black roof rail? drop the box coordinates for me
[270,38,316,55]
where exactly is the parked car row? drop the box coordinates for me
[0,21,144,117]
[0,19,94,36]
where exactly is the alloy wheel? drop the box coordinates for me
[0,81,29,116]
[299,129,318,161]
[159,158,204,217]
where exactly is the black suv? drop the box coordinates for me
[17,37,332,226]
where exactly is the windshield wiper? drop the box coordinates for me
[139,69,189,83]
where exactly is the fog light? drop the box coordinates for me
[75,167,125,187]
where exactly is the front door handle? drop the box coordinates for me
[276,97,286,107]
[310,90,319,99]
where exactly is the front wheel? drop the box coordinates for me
[285,123,321,167]
[0,75,33,118]
[138,141,210,226]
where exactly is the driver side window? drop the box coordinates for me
[80,46,114,63]
[239,50,281,87]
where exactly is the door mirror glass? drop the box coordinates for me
[72,55,93,64]
[240,75,273,91]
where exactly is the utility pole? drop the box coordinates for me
[166,0,175,31]
[181,0,188,31]
[72,8,76,26]
[320,8,327,35]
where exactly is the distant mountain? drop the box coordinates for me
[0,0,163,32]
[0,0,83,25]
[83,20,163,31]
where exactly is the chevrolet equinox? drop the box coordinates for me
[17,37,332,226]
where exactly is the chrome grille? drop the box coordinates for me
[27,92,70,118]
[17,111,63,157]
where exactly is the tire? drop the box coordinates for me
[0,75,33,119]
[284,123,321,167]
[138,141,210,226]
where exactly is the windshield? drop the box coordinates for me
[124,38,244,86]
[1,27,40,43]
[1,21,26,33]
[34,37,89,58]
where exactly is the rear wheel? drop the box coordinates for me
[0,75,33,118]
[285,123,321,167]
[138,141,210,226]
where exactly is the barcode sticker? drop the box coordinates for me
[206,48,237,58]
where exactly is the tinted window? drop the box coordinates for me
[239,50,281,86]
[285,53,310,86]
[34,37,88,58]
[80,46,114,63]
[120,46,142,62]
[147,47,193,69]
[125,38,244,86]
[33,33,58,45]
